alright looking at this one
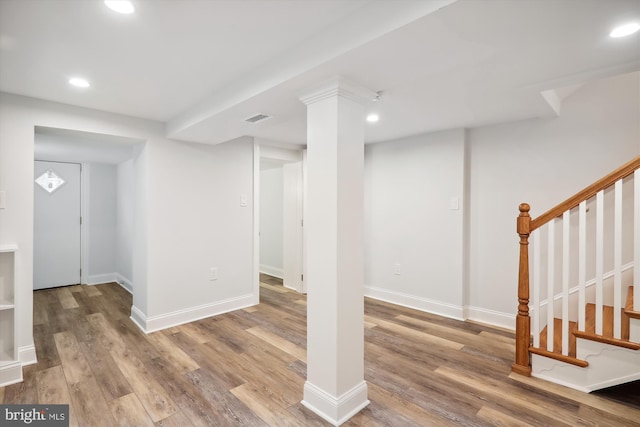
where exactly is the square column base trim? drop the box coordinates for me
[302,380,370,426]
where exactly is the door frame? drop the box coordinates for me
[254,143,306,297]
[33,159,83,289]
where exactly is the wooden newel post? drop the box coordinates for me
[512,203,532,376]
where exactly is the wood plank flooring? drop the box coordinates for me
[2,278,639,426]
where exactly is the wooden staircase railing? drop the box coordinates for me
[512,155,640,376]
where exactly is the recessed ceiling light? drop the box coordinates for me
[609,22,640,38]
[366,113,379,123]
[104,1,135,14]
[69,77,90,88]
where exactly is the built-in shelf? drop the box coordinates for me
[0,246,18,382]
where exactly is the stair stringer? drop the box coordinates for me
[531,338,640,392]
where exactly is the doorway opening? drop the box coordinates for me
[33,126,143,293]
[258,146,306,297]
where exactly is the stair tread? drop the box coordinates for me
[537,285,638,362]
[585,303,629,340]
[539,318,578,358]
[529,346,588,367]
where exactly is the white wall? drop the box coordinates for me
[139,136,254,330]
[259,167,284,278]
[467,71,640,328]
[85,163,117,284]
[116,158,135,291]
[362,71,639,330]
[364,129,467,319]
[0,93,256,361]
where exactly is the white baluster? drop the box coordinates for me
[614,180,622,339]
[532,228,541,348]
[596,190,604,336]
[562,211,570,355]
[578,201,586,331]
[547,220,555,352]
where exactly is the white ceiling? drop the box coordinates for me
[1,0,639,148]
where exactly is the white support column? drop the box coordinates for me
[299,77,373,426]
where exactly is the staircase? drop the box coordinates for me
[512,156,640,392]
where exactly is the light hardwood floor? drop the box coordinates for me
[2,279,639,426]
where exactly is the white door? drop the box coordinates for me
[34,161,81,289]
[283,161,305,293]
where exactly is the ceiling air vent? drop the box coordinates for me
[244,113,271,124]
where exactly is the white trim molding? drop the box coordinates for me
[300,76,377,106]
[85,273,118,285]
[364,286,464,321]
[115,273,133,294]
[259,264,284,279]
[19,344,38,366]
[302,381,370,426]
[464,305,515,331]
[0,361,22,387]
[130,293,255,334]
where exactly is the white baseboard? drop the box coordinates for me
[85,273,117,285]
[302,381,370,426]
[260,264,284,279]
[364,286,514,331]
[464,305,515,331]
[0,345,36,387]
[130,293,255,334]
[19,344,37,366]
[364,286,464,321]
[0,361,22,387]
[115,273,133,294]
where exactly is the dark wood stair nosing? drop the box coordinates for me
[625,286,639,318]
[529,346,589,367]
[573,330,640,350]
[531,286,639,365]
[625,309,640,319]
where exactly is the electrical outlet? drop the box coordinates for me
[209,267,218,281]
[394,263,401,275]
